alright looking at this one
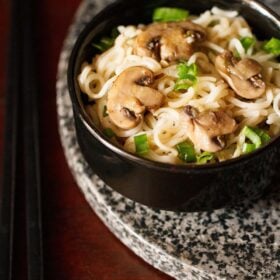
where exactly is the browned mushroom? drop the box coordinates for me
[107,66,164,129]
[215,51,266,99]
[183,106,237,152]
[134,21,206,65]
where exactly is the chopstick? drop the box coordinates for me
[22,0,44,279]
[0,0,22,279]
[0,0,44,278]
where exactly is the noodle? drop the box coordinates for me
[77,7,280,164]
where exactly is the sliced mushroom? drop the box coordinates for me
[107,66,164,129]
[183,106,237,152]
[134,21,206,65]
[215,51,265,99]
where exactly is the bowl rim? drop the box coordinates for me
[67,0,280,173]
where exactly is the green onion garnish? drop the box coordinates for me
[174,62,198,91]
[241,126,262,148]
[242,143,257,154]
[92,29,120,52]
[176,141,196,163]
[103,128,115,138]
[134,134,149,156]
[176,142,215,164]
[241,126,271,154]
[174,80,194,91]
[177,62,197,79]
[263,37,280,56]
[252,127,271,144]
[240,37,255,52]
[153,7,189,22]
[92,37,114,52]
[196,152,214,164]
[103,105,108,117]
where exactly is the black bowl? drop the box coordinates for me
[68,0,280,211]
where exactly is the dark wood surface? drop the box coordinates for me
[0,1,172,279]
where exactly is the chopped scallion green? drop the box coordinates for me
[196,152,214,164]
[241,126,262,148]
[263,37,280,56]
[240,37,255,52]
[174,62,198,91]
[103,128,115,138]
[242,143,256,154]
[174,79,194,91]
[176,141,196,163]
[92,37,114,52]
[153,7,189,22]
[177,62,197,79]
[92,29,120,52]
[134,134,149,155]
[241,126,271,155]
[252,127,271,143]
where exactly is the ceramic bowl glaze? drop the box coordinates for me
[68,0,280,211]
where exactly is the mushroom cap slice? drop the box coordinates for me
[215,51,265,99]
[183,107,237,152]
[107,66,164,130]
[231,58,262,80]
[195,110,237,137]
[134,21,206,65]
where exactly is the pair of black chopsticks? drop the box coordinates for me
[0,0,43,279]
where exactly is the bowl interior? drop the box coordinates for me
[68,0,280,171]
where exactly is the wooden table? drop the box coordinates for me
[0,1,172,279]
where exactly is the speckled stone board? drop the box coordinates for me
[56,0,280,279]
